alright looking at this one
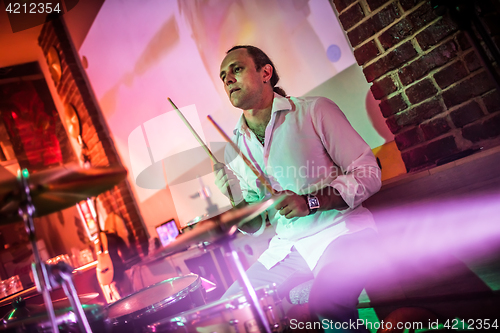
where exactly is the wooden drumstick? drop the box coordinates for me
[168,98,219,164]
[207,115,276,195]
[169,98,235,201]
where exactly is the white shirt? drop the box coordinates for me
[225,94,382,270]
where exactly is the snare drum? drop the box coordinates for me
[106,274,205,332]
[147,285,285,333]
[1,303,108,333]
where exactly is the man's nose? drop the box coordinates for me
[225,73,235,85]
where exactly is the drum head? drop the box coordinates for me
[107,275,200,320]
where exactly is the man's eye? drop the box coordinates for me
[234,67,241,73]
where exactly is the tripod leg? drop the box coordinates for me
[29,235,60,333]
[223,241,272,333]
[50,262,93,333]
[62,280,93,333]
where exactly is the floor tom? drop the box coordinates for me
[147,285,285,333]
[106,274,204,332]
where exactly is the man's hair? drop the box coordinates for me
[227,45,287,97]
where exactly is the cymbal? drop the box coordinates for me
[0,164,127,224]
[1,300,43,323]
[182,205,233,230]
[2,293,101,323]
[42,293,101,309]
[2,304,104,329]
[147,195,284,263]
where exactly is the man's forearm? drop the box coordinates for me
[315,186,349,211]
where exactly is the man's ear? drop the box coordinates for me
[262,64,273,83]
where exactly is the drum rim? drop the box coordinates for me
[107,274,201,323]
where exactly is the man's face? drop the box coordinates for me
[219,48,267,110]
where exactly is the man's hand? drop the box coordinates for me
[213,163,263,233]
[213,162,243,204]
[274,190,309,219]
[231,200,263,233]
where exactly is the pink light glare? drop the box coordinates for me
[331,191,500,295]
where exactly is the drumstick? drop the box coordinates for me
[169,98,235,202]
[168,98,219,164]
[207,115,275,195]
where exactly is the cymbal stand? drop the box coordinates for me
[17,169,59,333]
[18,169,94,332]
[222,239,272,333]
[190,176,219,217]
[48,262,93,333]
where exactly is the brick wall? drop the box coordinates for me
[333,0,500,171]
[38,16,148,255]
[0,63,76,170]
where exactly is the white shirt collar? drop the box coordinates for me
[232,93,292,136]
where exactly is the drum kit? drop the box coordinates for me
[0,163,287,333]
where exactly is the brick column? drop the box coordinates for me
[38,15,148,255]
[333,0,500,171]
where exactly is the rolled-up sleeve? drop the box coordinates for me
[311,98,382,209]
